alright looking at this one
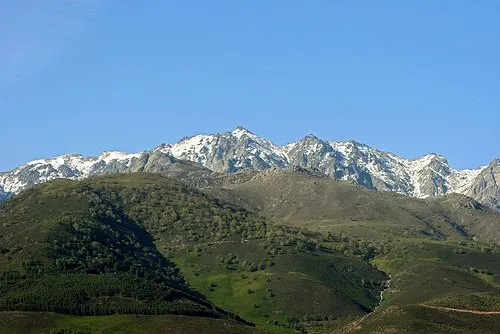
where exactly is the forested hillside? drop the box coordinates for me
[0,173,389,333]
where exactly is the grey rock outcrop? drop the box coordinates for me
[465,159,499,210]
[0,127,497,210]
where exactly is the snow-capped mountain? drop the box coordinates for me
[0,127,497,209]
[284,136,491,200]
[0,150,211,197]
[154,126,288,173]
[0,152,147,194]
[463,159,499,210]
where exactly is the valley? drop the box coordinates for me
[0,170,498,333]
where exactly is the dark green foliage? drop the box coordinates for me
[44,214,186,291]
[50,329,91,334]
[4,172,497,333]
[267,317,306,333]
[0,175,258,325]
[0,273,214,316]
[0,312,262,334]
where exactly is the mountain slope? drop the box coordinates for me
[0,176,247,322]
[155,126,289,173]
[205,168,500,244]
[0,173,388,333]
[0,127,496,209]
[204,168,500,333]
[465,159,500,210]
[0,150,214,197]
[1,172,499,333]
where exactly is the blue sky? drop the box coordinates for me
[1,1,498,171]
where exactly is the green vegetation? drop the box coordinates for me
[174,241,385,331]
[77,174,386,331]
[0,173,386,332]
[338,304,500,334]
[1,170,499,333]
[0,175,254,331]
[207,169,500,333]
[0,274,211,316]
[0,312,261,334]
[427,292,500,312]
[209,168,500,244]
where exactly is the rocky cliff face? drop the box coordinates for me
[154,127,288,173]
[465,159,499,210]
[0,127,496,209]
[284,135,344,179]
[0,151,213,197]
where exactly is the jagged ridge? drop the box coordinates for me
[0,127,497,209]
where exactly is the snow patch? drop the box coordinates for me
[0,129,490,204]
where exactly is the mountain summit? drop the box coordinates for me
[0,127,497,209]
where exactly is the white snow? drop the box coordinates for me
[326,143,484,198]
[282,142,297,155]
[0,150,146,194]
[448,167,487,194]
[232,127,254,140]
[162,127,289,169]
[100,151,142,163]
[0,128,489,202]
[329,141,355,160]
[165,135,217,165]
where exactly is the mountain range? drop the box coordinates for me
[0,126,498,209]
[1,129,500,333]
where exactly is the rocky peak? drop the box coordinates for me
[286,135,344,179]
[464,158,499,210]
[231,126,253,137]
[0,127,496,210]
[156,127,288,173]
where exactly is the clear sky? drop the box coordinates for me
[1,1,498,171]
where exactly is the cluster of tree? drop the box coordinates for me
[0,273,215,317]
[40,215,187,290]
[76,179,395,266]
[360,278,387,288]
[267,316,306,333]
[216,253,239,266]
[76,182,272,247]
[0,179,265,325]
[50,329,91,334]
[301,314,336,322]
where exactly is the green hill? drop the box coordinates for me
[204,168,500,332]
[207,168,500,244]
[0,313,262,334]
[0,175,255,332]
[1,170,499,333]
[0,173,387,333]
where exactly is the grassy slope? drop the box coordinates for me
[172,241,384,331]
[0,173,386,333]
[205,169,500,333]
[339,304,500,334]
[372,240,500,304]
[337,238,500,333]
[0,176,254,332]
[0,312,261,334]
[207,168,500,244]
[1,170,499,333]
[81,173,385,332]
